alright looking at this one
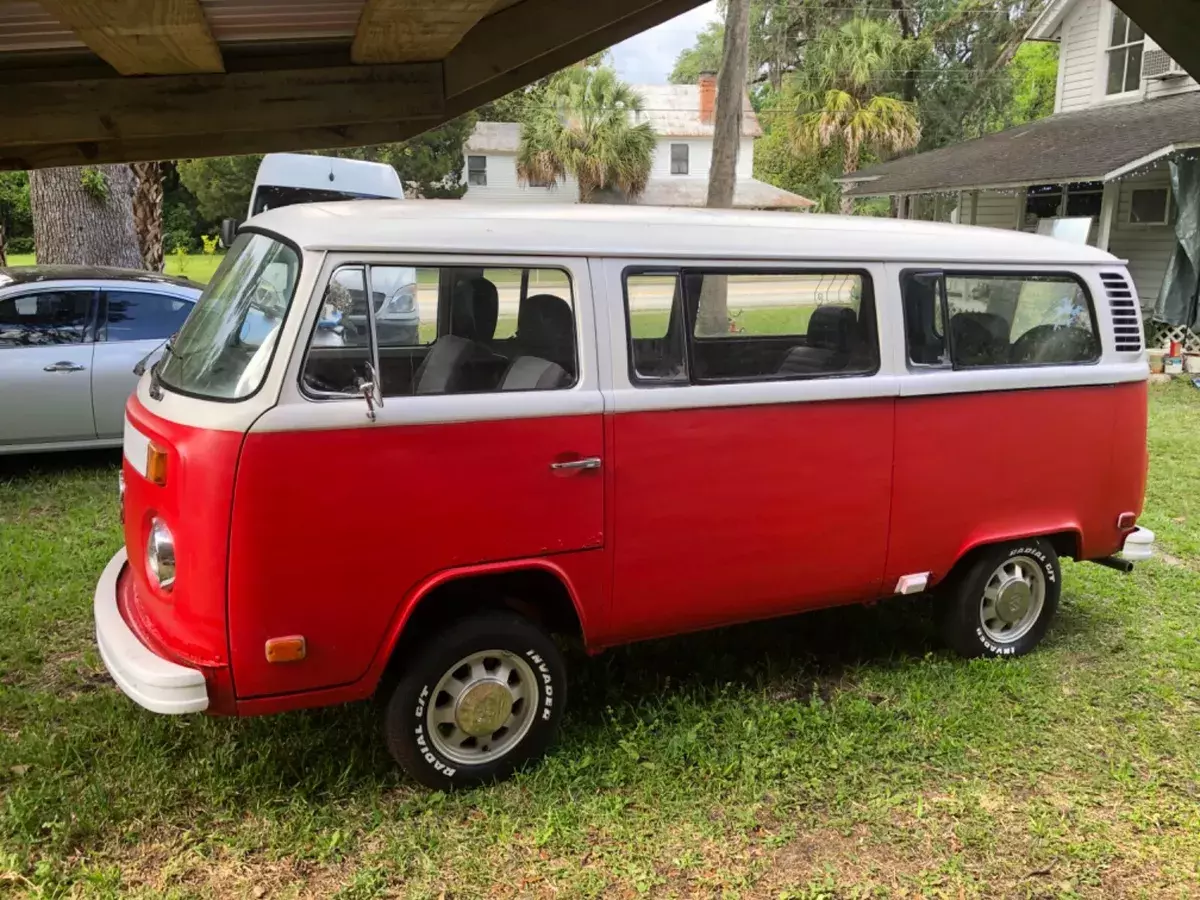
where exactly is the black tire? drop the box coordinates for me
[939,538,1061,658]
[382,611,566,789]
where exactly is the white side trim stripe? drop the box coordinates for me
[123,416,151,479]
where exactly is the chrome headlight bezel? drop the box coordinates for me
[146,517,176,592]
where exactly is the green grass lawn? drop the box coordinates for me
[1,384,1199,898]
[4,252,225,285]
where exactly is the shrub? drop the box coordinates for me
[164,229,195,253]
[5,236,33,254]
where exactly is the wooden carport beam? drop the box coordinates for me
[351,0,497,63]
[1114,0,1200,82]
[38,0,224,75]
[444,0,704,103]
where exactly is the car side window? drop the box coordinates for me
[102,291,193,342]
[0,290,93,347]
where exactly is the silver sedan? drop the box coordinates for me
[0,266,199,454]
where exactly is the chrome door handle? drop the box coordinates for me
[550,457,602,471]
[44,361,86,372]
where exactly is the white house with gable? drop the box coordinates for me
[840,0,1200,329]
[463,74,813,210]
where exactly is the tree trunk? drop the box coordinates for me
[839,156,859,216]
[29,165,144,268]
[132,161,164,271]
[698,0,751,337]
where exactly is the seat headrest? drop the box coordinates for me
[806,305,858,352]
[466,277,499,341]
[517,294,574,354]
[449,280,478,340]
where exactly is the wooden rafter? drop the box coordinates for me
[38,0,224,76]
[444,0,704,102]
[351,0,497,64]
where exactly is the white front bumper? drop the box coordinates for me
[1115,526,1155,563]
[94,548,209,714]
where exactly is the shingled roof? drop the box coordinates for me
[841,91,1200,197]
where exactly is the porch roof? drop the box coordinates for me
[840,92,1200,198]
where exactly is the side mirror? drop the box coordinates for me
[219,218,240,249]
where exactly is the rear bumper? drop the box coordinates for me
[94,548,209,714]
[1115,526,1155,563]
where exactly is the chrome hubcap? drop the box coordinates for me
[427,650,538,766]
[980,556,1046,644]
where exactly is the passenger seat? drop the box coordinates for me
[778,305,858,375]
[413,277,504,394]
[500,294,576,391]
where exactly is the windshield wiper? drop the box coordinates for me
[133,331,178,376]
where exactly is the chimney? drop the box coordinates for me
[698,71,717,125]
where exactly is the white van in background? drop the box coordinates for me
[247,153,406,218]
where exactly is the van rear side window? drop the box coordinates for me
[624,268,879,384]
[902,271,1099,369]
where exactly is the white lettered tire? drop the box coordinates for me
[939,538,1062,658]
[382,611,566,789]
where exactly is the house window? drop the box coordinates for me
[1025,184,1063,220]
[467,155,487,186]
[1106,10,1144,95]
[670,143,689,175]
[1064,182,1104,217]
[1130,188,1171,225]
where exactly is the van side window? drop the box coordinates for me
[301,266,373,395]
[625,272,687,383]
[901,271,948,367]
[945,274,1098,367]
[684,270,878,381]
[303,265,577,399]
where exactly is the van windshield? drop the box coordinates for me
[252,185,390,216]
[157,232,300,401]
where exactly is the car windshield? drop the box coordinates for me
[157,232,300,401]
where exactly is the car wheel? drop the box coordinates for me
[939,538,1061,658]
[382,611,566,789]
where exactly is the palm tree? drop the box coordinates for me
[517,66,656,203]
[788,18,922,214]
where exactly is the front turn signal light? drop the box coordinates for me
[146,442,168,486]
[266,636,307,664]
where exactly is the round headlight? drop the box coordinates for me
[147,518,176,592]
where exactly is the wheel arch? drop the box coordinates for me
[943,525,1080,585]
[369,559,588,694]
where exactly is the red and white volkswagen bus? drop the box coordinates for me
[95,202,1153,787]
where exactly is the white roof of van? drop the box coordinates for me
[248,201,1120,266]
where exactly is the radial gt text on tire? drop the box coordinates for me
[939,538,1062,658]
[382,611,567,789]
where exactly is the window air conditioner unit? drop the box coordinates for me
[1143,44,1188,80]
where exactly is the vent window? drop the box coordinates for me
[1101,272,1143,352]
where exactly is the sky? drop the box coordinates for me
[609,2,719,85]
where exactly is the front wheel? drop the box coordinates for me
[939,538,1061,658]
[382,611,566,789]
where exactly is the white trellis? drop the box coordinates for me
[1146,320,1200,353]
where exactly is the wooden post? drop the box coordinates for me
[968,190,979,225]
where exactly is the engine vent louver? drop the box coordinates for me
[1100,272,1143,352]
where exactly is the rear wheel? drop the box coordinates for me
[939,538,1061,658]
[382,611,565,789]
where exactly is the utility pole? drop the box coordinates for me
[696,0,751,336]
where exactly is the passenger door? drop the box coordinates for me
[0,288,98,447]
[603,261,898,644]
[229,256,605,698]
[91,288,195,439]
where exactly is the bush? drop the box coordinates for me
[164,229,196,253]
[5,236,33,254]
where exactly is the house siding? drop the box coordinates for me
[1108,169,1176,305]
[1058,0,1102,113]
[649,137,754,180]
[465,153,579,204]
[1144,71,1200,100]
[973,191,1021,229]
